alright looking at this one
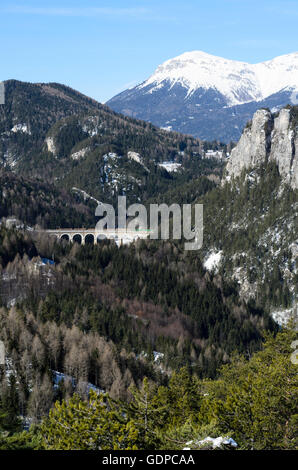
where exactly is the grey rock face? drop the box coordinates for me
[225,107,298,189]
[225,109,273,179]
[292,136,298,189]
[269,109,294,185]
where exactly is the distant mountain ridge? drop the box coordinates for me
[107,51,298,142]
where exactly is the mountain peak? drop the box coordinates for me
[138,50,298,106]
[107,51,298,142]
[139,50,260,105]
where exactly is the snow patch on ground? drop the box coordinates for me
[11,123,31,134]
[271,305,298,328]
[158,161,182,172]
[204,250,222,272]
[53,371,104,395]
[184,435,238,450]
[153,351,164,363]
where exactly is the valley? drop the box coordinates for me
[0,78,297,452]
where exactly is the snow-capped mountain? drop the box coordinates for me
[107,51,298,142]
[139,51,298,105]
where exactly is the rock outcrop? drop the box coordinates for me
[45,136,57,155]
[225,107,298,189]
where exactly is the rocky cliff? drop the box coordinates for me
[225,107,298,189]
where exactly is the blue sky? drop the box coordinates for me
[1,0,297,102]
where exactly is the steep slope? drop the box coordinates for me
[198,106,298,320]
[225,107,298,189]
[107,51,298,142]
[0,79,202,170]
[0,79,224,206]
[0,79,103,168]
[0,168,95,228]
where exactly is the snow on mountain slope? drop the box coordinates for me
[107,51,298,142]
[137,50,298,106]
[253,52,298,99]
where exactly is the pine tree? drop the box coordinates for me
[0,375,22,434]
[127,378,167,449]
[198,326,298,449]
[41,391,139,450]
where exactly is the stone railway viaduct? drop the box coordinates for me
[43,228,149,245]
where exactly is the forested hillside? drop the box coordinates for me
[1,325,296,450]
[0,224,279,438]
[199,162,298,311]
[0,169,95,228]
[0,80,224,205]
